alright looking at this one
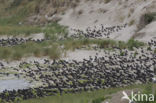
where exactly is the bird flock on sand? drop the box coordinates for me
[0,38,45,47]
[0,24,155,102]
[0,41,155,102]
[70,24,128,38]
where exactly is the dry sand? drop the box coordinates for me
[59,0,156,42]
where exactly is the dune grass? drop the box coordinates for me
[21,84,156,103]
[61,39,117,50]
[126,38,145,50]
[0,21,67,36]
[43,22,68,40]
[0,41,61,60]
[0,25,41,36]
[0,38,145,60]
[61,38,145,51]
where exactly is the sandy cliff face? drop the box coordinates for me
[58,0,156,42]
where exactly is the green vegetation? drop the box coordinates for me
[0,41,61,60]
[92,97,105,103]
[118,39,145,50]
[62,38,145,51]
[135,84,156,103]
[147,47,152,51]
[134,51,138,57]
[21,84,156,103]
[14,97,23,103]
[0,25,41,36]
[0,38,145,60]
[43,22,68,40]
[120,51,125,56]
[0,22,67,36]
[126,39,145,50]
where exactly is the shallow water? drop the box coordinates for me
[0,79,30,92]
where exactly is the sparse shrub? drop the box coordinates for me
[120,51,125,56]
[144,13,156,24]
[129,20,135,26]
[138,12,156,30]
[147,47,152,51]
[119,16,125,22]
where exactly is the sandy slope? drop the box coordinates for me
[135,21,156,42]
[59,0,156,42]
